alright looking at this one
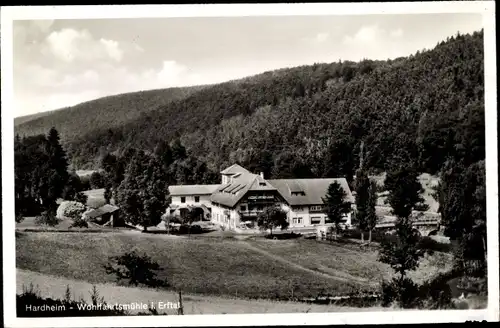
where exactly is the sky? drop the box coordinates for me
[13,13,483,117]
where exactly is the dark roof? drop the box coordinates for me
[169,184,220,196]
[220,164,251,175]
[267,178,354,206]
[84,204,119,219]
[210,172,277,208]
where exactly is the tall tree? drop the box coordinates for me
[436,159,486,276]
[15,135,49,215]
[322,181,352,240]
[379,167,426,308]
[354,168,370,243]
[14,129,74,217]
[43,127,69,212]
[366,180,379,244]
[115,152,170,231]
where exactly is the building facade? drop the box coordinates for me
[166,164,354,230]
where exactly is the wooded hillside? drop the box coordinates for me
[16,30,484,180]
[15,86,205,141]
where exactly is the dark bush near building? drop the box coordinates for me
[70,217,89,228]
[265,232,302,240]
[35,211,60,227]
[417,236,453,254]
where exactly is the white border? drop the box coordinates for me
[1,2,498,327]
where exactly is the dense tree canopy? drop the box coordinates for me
[114,151,171,231]
[15,30,484,180]
[15,128,70,216]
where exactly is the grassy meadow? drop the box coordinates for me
[16,231,452,302]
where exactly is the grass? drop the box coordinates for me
[82,188,108,208]
[16,231,453,303]
[246,239,452,285]
[16,232,393,300]
[17,269,394,314]
[250,239,387,283]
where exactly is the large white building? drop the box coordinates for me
[166,164,354,230]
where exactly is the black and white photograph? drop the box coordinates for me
[1,2,498,326]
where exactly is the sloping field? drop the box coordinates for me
[15,232,395,301]
[248,239,452,286]
[17,232,366,300]
[17,269,395,314]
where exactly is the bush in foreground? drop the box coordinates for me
[35,211,60,227]
[70,217,89,228]
[104,250,168,288]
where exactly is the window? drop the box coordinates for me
[292,217,303,224]
[240,205,247,211]
[311,217,321,225]
[259,182,266,186]
[194,196,200,203]
[310,205,322,211]
[181,197,186,203]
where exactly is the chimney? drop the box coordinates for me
[260,172,264,179]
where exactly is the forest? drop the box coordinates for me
[14,86,205,142]
[15,30,485,183]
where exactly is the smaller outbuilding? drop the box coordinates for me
[82,204,123,227]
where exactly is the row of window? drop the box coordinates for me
[239,205,267,212]
[292,217,323,225]
[238,205,323,212]
[292,205,323,212]
[180,196,200,203]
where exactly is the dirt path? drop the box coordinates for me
[16,269,387,314]
[238,241,376,287]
